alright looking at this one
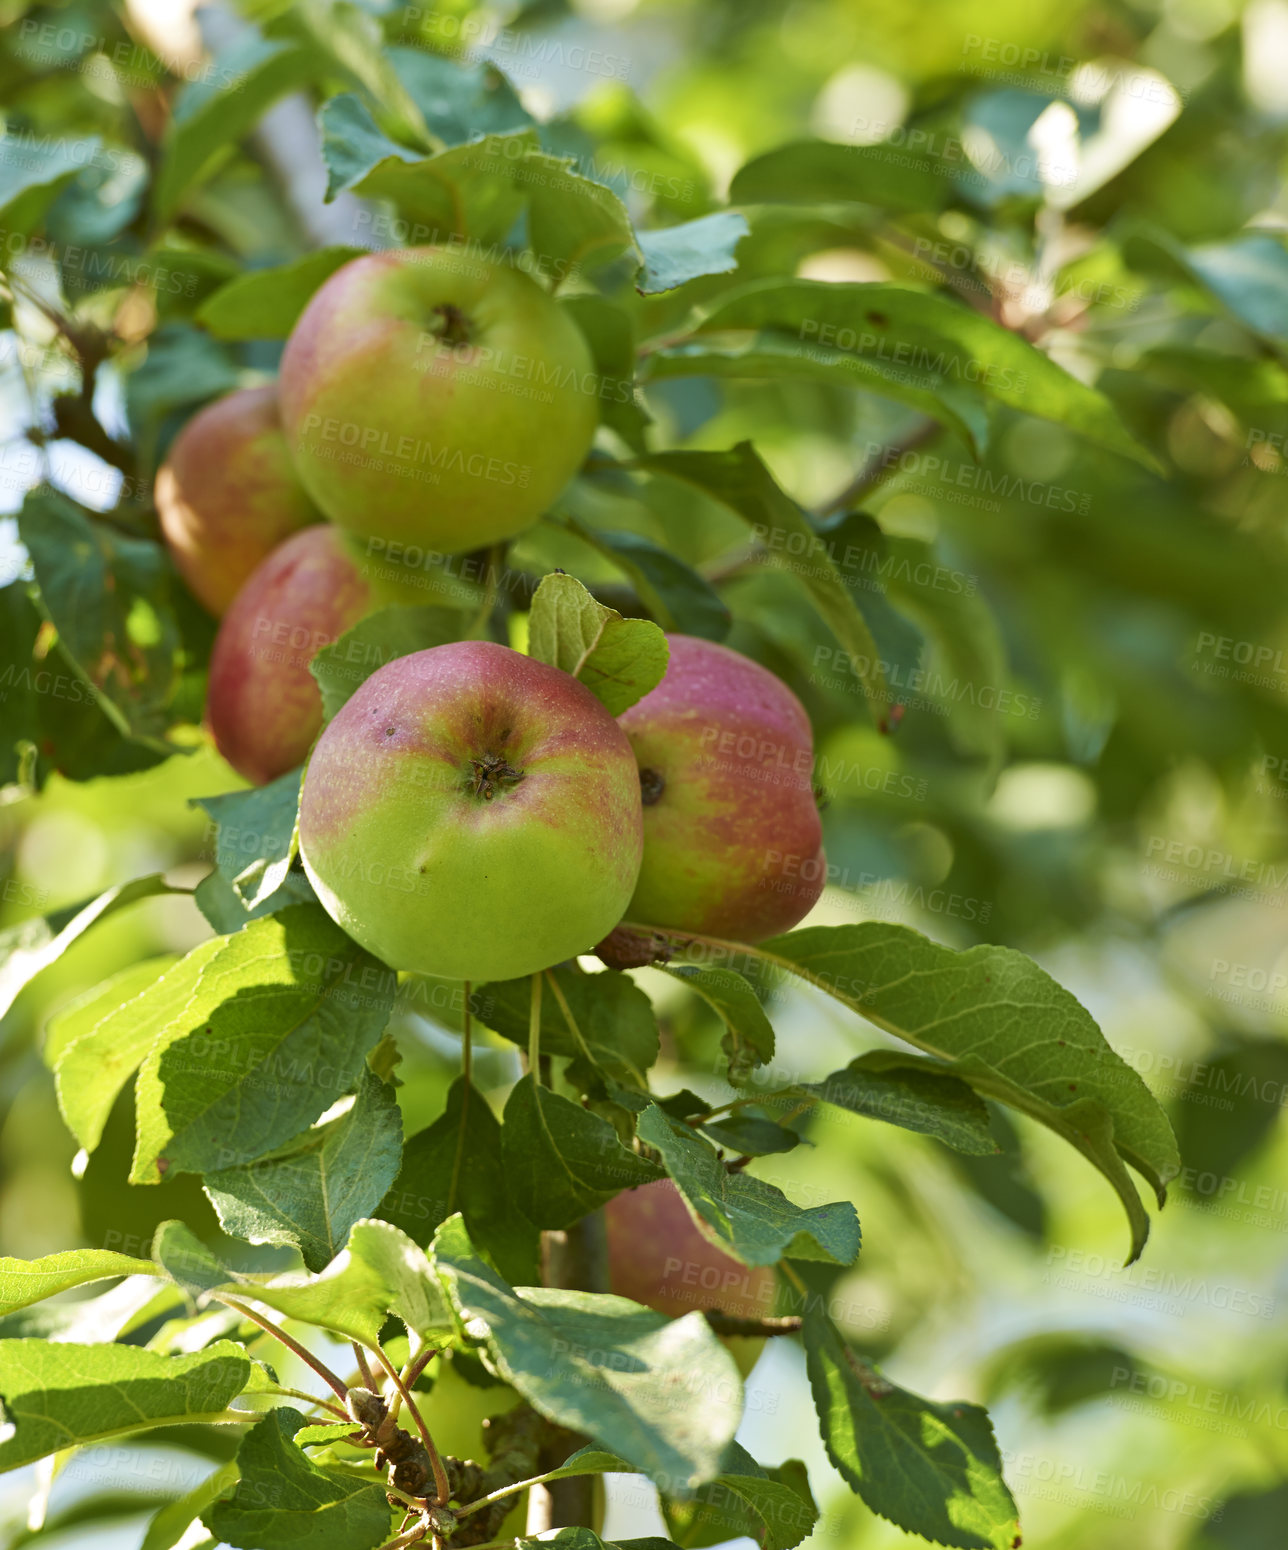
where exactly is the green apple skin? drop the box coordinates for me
[206,526,371,786]
[298,641,644,982]
[278,247,599,554]
[155,384,319,617]
[604,1178,774,1378]
[617,634,826,942]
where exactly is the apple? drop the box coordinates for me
[297,641,643,982]
[206,525,372,786]
[604,1178,775,1378]
[278,247,598,556]
[155,384,319,617]
[615,634,826,942]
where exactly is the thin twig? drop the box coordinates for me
[214,1295,349,1402]
[372,1346,452,1507]
[352,1342,377,1391]
[816,417,942,517]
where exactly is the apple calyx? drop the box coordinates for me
[430,302,472,347]
[467,751,525,801]
[639,767,665,805]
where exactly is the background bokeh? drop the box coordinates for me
[1,0,1287,1546]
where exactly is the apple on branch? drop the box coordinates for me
[615,634,827,943]
[206,525,371,786]
[155,384,320,617]
[298,641,644,983]
[279,248,599,556]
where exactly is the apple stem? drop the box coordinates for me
[528,971,543,1079]
[543,970,594,1068]
[448,984,472,1215]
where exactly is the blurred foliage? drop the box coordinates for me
[0,0,1285,1547]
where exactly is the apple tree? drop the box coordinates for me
[5,0,1280,1547]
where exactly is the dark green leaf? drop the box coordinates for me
[431,1214,741,1492]
[210,1407,392,1550]
[755,922,1180,1260]
[663,1443,819,1550]
[804,1309,1018,1550]
[663,965,774,1082]
[132,905,396,1180]
[204,1062,403,1271]
[472,966,660,1086]
[381,1075,540,1285]
[802,1051,999,1155]
[636,1106,861,1266]
[567,521,731,640]
[192,772,310,919]
[501,1075,661,1228]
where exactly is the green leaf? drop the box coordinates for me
[139,1462,238,1550]
[637,212,749,294]
[0,873,185,1020]
[526,572,669,715]
[43,950,176,1072]
[310,604,468,720]
[472,966,660,1087]
[152,1220,233,1303]
[320,100,530,245]
[636,1107,861,1268]
[0,1249,159,1318]
[387,46,534,146]
[192,772,310,918]
[0,1341,249,1470]
[697,1109,801,1158]
[639,445,891,722]
[155,35,324,221]
[53,944,218,1153]
[210,1407,392,1550]
[755,922,1180,1260]
[566,520,731,641]
[18,490,183,744]
[501,1075,662,1228]
[663,1443,819,1550]
[533,1443,818,1550]
[0,131,104,234]
[676,281,1158,471]
[801,1051,999,1155]
[561,295,650,452]
[195,248,364,339]
[204,1063,403,1272]
[132,905,396,1181]
[525,152,639,281]
[730,138,954,213]
[227,1219,451,1347]
[431,1215,741,1493]
[380,1076,540,1285]
[804,1309,1018,1550]
[663,966,774,1084]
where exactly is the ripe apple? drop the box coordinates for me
[155,384,319,617]
[604,1178,775,1379]
[207,525,371,786]
[615,634,826,942]
[278,248,599,555]
[297,641,643,982]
